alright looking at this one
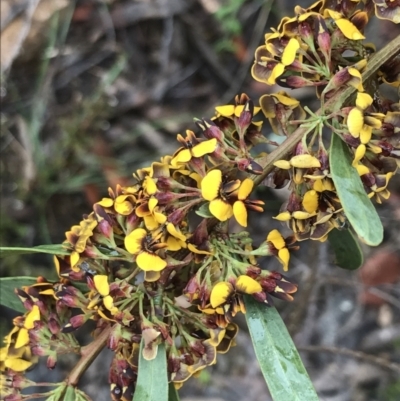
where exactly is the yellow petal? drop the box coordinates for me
[355,164,370,176]
[209,199,233,222]
[364,115,382,129]
[238,178,253,200]
[94,275,110,297]
[167,223,187,241]
[97,198,114,207]
[267,63,285,85]
[215,105,235,117]
[278,248,290,271]
[15,328,29,349]
[335,18,365,40]
[273,92,299,107]
[233,201,248,227]
[24,305,40,329]
[187,243,212,255]
[5,357,32,372]
[313,179,324,192]
[356,92,373,110]
[166,236,182,251]
[234,105,244,117]
[201,170,222,201]
[148,197,158,213]
[172,149,192,165]
[143,215,160,231]
[103,295,115,311]
[347,107,364,137]
[144,177,157,195]
[236,275,262,294]
[267,229,285,250]
[325,9,342,20]
[274,211,292,221]
[192,138,217,158]
[348,68,364,91]
[274,160,292,169]
[114,199,134,215]
[70,251,80,269]
[290,154,321,168]
[125,228,147,254]
[281,38,299,66]
[360,125,372,144]
[302,190,319,214]
[352,144,366,166]
[292,211,313,219]
[210,282,233,308]
[136,252,167,271]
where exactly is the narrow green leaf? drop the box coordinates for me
[0,244,71,258]
[168,383,180,401]
[330,134,383,246]
[0,277,38,312]
[328,228,364,270]
[63,385,76,401]
[244,297,319,401]
[132,341,168,401]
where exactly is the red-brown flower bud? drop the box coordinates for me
[252,291,268,303]
[317,17,331,62]
[237,100,254,133]
[195,118,225,142]
[47,353,57,369]
[48,314,60,335]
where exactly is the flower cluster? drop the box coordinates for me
[1,95,298,400]
[1,1,399,400]
[252,0,399,242]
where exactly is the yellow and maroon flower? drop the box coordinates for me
[347,92,385,165]
[323,9,366,40]
[64,213,98,270]
[265,229,299,271]
[201,170,262,227]
[171,130,217,167]
[0,307,40,373]
[252,37,300,86]
[260,91,306,136]
[124,228,167,271]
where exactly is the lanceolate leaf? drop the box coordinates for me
[132,341,168,401]
[330,134,383,246]
[0,244,71,258]
[328,228,364,270]
[63,385,77,401]
[244,297,319,401]
[0,277,37,313]
[168,383,180,401]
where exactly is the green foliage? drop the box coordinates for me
[133,342,169,401]
[0,245,70,258]
[0,277,38,313]
[330,134,384,246]
[244,297,319,401]
[328,228,364,270]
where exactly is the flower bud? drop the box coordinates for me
[237,100,254,133]
[317,17,331,62]
[47,353,57,369]
[195,119,225,142]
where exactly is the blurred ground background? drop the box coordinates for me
[1,1,400,400]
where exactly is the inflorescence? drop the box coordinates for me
[1,1,399,400]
